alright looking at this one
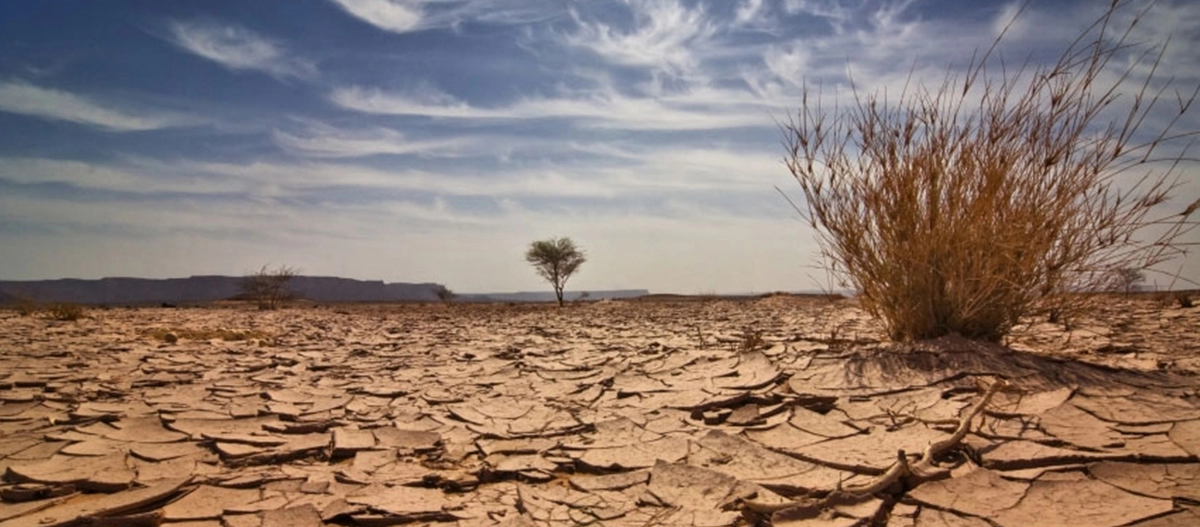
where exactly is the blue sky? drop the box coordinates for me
[1,0,1197,293]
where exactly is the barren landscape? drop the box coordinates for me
[1,295,1198,527]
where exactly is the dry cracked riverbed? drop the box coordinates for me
[1,295,1199,527]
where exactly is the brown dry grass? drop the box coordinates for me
[783,1,1198,342]
[44,303,86,321]
[8,298,87,321]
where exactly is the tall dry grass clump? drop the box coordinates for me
[783,1,1199,342]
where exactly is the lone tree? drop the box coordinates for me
[241,265,297,310]
[525,237,586,307]
[435,285,455,305]
[782,1,1198,342]
[1110,268,1146,296]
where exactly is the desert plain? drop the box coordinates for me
[1,294,1199,527]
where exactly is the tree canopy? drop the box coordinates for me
[525,237,586,307]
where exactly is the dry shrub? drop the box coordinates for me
[735,326,767,353]
[1175,292,1195,309]
[435,285,455,305]
[44,303,85,321]
[240,264,297,310]
[13,297,40,317]
[783,1,1198,342]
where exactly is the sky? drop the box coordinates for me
[0,0,1197,294]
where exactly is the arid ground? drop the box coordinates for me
[1,295,1198,527]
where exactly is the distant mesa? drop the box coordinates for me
[0,276,650,306]
[0,276,443,305]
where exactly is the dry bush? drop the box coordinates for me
[735,326,767,353]
[435,285,455,305]
[44,303,85,321]
[783,1,1198,342]
[1108,267,1146,295]
[241,264,298,310]
[1175,292,1195,309]
[13,296,40,317]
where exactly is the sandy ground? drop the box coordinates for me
[1,295,1198,527]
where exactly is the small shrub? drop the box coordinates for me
[45,303,85,321]
[435,285,455,305]
[1176,292,1195,309]
[241,264,297,310]
[14,297,40,317]
[1109,268,1147,296]
[735,327,766,353]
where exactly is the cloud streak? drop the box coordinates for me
[166,20,315,79]
[327,0,559,34]
[328,83,774,130]
[327,0,424,33]
[0,81,180,131]
[272,120,468,158]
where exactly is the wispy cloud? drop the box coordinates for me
[566,0,716,74]
[327,0,424,33]
[735,0,767,26]
[327,0,559,34]
[0,136,789,202]
[0,157,244,194]
[328,83,773,130]
[0,81,179,131]
[272,120,467,158]
[782,0,856,33]
[166,20,315,80]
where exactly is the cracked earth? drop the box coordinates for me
[1,295,1198,527]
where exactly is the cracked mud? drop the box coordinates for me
[1,296,1198,526]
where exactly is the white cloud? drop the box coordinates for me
[166,20,315,79]
[327,0,424,33]
[0,136,792,202]
[329,83,774,130]
[991,2,1026,38]
[329,85,479,118]
[0,155,615,199]
[735,0,766,26]
[327,0,558,34]
[0,81,178,131]
[782,0,854,33]
[272,120,467,158]
[0,157,245,194]
[566,0,716,74]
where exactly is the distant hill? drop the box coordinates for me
[459,290,648,302]
[0,276,444,305]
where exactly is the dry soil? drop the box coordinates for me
[1,295,1198,526]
